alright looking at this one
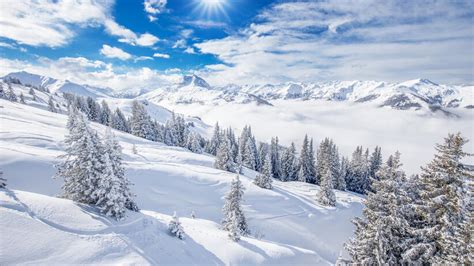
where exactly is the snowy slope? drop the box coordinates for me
[0,99,364,264]
[3,71,113,98]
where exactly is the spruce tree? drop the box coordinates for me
[347,151,411,265]
[281,142,298,181]
[168,211,185,239]
[206,122,221,155]
[19,93,25,104]
[100,100,112,126]
[130,100,154,140]
[7,85,17,102]
[55,111,104,204]
[404,133,473,264]
[112,108,129,133]
[270,137,282,179]
[298,135,312,182]
[254,153,273,189]
[48,96,57,113]
[186,132,203,154]
[0,170,6,188]
[214,138,236,173]
[318,168,336,207]
[222,175,249,236]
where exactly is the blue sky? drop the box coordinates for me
[0,0,472,89]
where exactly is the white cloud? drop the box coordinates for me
[104,20,160,47]
[100,45,132,60]
[195,0,474,85]
[144,0,167,22]
[184,47,197,54]
[135,56,154,62]
[0,56,180,91]
[0,0,159,48]
[173,39,187,49]
[153,53,170,59]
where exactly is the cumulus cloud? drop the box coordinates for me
[144,0,167,22]
[0,0,159,48]
[100,45,132,60]
[195,0,474,85]
[153,53,170,59]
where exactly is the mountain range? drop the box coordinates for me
[4,71,473,114]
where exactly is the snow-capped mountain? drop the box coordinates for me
[139,75,273,106]
[139,75,472,114]
[3,71,113,98]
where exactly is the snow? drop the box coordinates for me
[0,99,364,264]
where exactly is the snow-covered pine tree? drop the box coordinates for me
[347,151,411,265]
[86,96,100,121]
[0,170,6,188]
[55,111,104,204]
[270,137,282,179]
[281,142,298,181]
[7,85,17,102]
[298,135,313,182]
[346,146,370,194]
[226,127,239,163]
[19,93,25,104]
[102,128,138,212]
[254,153,273,189]
[214,137,236,173]
[243,135,258,171]
[227,211,241,242]
[100,100,112,126]
[369,146,382,179]
[222,175,249,235]
[48,96,57,113]
[257,143,268,172]
[0,84,5,99]
[168,211,185,239]
[316,138,341,187]
[186,131,203,154]
[308,138,317,183]
[112,108,129,133]
[404,133,473,264]
[318,167,336,206]
[130,100,154,141]
[337,156,349,191]
[28,87,35,96]
[206,122,221,155]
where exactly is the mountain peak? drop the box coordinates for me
[180,74,210,89]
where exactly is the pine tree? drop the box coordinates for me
[308,138,317,183]
[318,168,336,207]
[227,211,241,241]
[347,151,411,265]
[7,85,17,102]
[0,84,5,99]
[102,128,138,212]
[112,108,129,133]
[254,153,273,189]
[222,175,249,236]
[257,143,268,172]
[100,100,112,126]
[0,170,6,188]
[130,100,154,140]
[214,137,236,173]
[186,132,203,153]
[48,96,57,113]
[337,157,349,191]
[206,122,221,155]
[168,211,185,239]
[404,133,473,264]
[86,97,100,121]
[55,111,104,204]
[270,137,282,179]
[298,135,313,182]
[19,93,25,104]
[28,87,35,96]
[347,146,370,194]
[238,126,258,170]
[226,127,239,163]
[281,142,298,181]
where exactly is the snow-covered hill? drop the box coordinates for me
[0,99,364,264]
[3,71,113,98]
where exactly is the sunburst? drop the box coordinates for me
[192,0,230,19]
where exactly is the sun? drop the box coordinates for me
[193,0,229,19]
